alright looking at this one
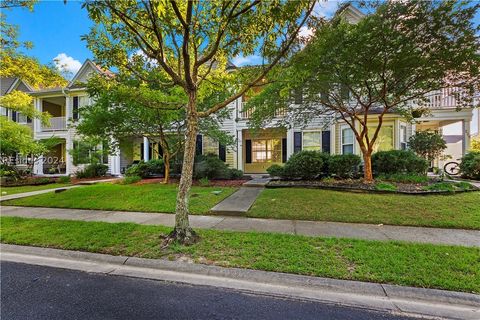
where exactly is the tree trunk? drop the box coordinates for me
[363,151,374,182]
[163,152,170,184]
[164,91,199,246]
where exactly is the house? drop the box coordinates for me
[1,5,477,176]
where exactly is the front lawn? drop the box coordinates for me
[0,183,71,197]
[1,216,478,293]
[248,188,480,229]
[2,183,236,214]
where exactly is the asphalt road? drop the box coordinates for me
[1,261,414,320]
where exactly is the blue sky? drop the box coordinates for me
[6,0,480,76]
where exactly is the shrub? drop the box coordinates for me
[76,163,108,179]
[408,131,447,163]
[282,151,325,180]
[423,182,455,192]
[194,154,230,179]
[328,154,361,179]
[125,159,164,178]
[198,177,210,186]
[121,175,141,185]
[0,164,19,180]
[229,168,244,179]
[372,150,428,175]
[377,173,428,184]
[375,182,397,192]
[266,164,284,177]
[58,175,71,184]
[459,151,480,180]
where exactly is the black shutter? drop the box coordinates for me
[322,131,331,154]
[282,138,287,163]
[158,143,163,158]
[294,132,302,153]
[140,143,144,160]
[245,139,252,164]
[27,117,32,123]
[11,111,17,122]
[195,135,203,156]
[73,97,79,120]
[219,143,226,162]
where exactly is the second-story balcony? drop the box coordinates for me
[41,116,67,132]
[240,102,287,119]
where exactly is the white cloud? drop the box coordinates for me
[53,53,82,75]
[231,54,262,67]
[299,26,314,38]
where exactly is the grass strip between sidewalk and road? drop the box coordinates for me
[0,183,71,196]
[248,188,480,229]
[1,216,478,293]
[2,183,236,214]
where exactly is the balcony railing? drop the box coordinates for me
[423,88,469,109]
[41,116,67,131]
[240,103,287,119]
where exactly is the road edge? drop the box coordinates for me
[1,244,479,320]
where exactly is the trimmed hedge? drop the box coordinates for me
[125,159,164,178]
[372,150,428,175]
[460,151,480,180]
[328,154,361,179]
[282,151,326,180]
[194,153,243,180]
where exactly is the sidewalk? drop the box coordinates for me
[0,186,80,201]
[2,205,479,247]
[1,244,479,320]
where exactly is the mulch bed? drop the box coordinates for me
[71,176,118,184]
[267,179,479,195]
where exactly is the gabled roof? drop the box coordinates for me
[0,77,33,96]
[67,59,113,89]
[335,3,366,24]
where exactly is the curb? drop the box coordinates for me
[1,244,479,320]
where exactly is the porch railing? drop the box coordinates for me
[423,88,469,109]
[41,116,67,131]
[240,102,287,119]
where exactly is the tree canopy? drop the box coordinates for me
[248,0,480,181]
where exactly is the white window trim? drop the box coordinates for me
[302,130,322,151]
[400,123,407,150]
[340,125,355,155]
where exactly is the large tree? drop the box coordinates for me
[83,0,315,244]
[248,1,480,181]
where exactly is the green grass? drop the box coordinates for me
[375,182,397,191]
[1,216,478,293]
[2,183,236,214]
[248,188,480,229]
[0,183,71,196]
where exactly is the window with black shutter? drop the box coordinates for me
[245,139,252,163]
[140,143,144,160]
[73,96,79,120]
[322,131,331,154]
[11,111,17,122]
[219,143,226,162]
[293,132,302,153]
[282,138,287,162]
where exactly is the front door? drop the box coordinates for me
[244,138,283,173]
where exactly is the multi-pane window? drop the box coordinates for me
[367,125,394,152]
[341,127,354,154]
[252,139,282,163]
[400,125,407,150]
[203,136,219,155]
[302,131,322,151]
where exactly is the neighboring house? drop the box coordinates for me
[0,5,477,176]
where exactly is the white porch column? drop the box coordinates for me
[143,136,150,161]
[463,119,471,154]
[34,155,43,175]
[33,98,42,136]
[286,127,294,158]
[236,129,243,171]
[65,138,74,175]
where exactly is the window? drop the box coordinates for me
[302,131,322,151]
[0,107,8,117]
[203,136,219,155]
[367,125,394,152]
[341,127,354,154]
[400,125,407,150]
[251,139,282,163]
[17,113,27,124]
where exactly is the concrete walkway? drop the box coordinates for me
[2,205,479,247]
[0,186,80,201]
